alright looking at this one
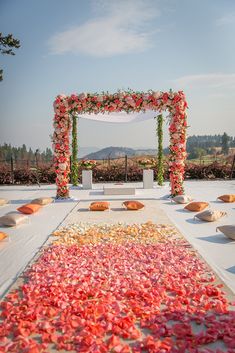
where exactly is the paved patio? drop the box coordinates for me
[0,180,234,297]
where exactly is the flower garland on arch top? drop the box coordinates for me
[53,90,188,198]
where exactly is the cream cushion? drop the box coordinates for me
[0,212,29,227]
[172,195,193,204]
[216,225,235,240]
[0,199,8,206]
[31,197,53,206]
[195,210,226,222]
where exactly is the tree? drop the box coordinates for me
[20,144,27,160]
[28,148,34,162]
[0,32,20,81]
[188,147,206,161]
[221,132,229,155]
[45,148,53,162]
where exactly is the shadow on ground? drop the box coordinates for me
[197,234,232,244]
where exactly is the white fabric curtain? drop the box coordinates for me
[77,111,156,123]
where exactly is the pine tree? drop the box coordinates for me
[221,132,229,155]
[0,33,20,81]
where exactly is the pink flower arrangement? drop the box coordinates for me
[53,90,188,197]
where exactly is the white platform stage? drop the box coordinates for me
[103,184,136,195]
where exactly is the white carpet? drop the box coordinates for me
[0,185,78,297]
[0,180,234,297]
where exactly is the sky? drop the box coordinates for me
[0,0,235,152]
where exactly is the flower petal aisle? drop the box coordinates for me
[1,222,235,353]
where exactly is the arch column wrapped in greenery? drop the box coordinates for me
[156,114,164,186]
[71,115,79,186]
[53,90,188,198]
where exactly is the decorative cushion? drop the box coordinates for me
[172,195,193,204]
[217,194,235,203]
[0,199,8,206]
[89,201,110,211]
[123,201,145,210]
[31,197,53,206]
[195,210,227,222]
[0,232,8,241]
[0,212,29,227]
[184,202,209,212]
[17,204,41,214]
[216,225,235,240]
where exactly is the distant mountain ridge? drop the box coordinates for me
[83,146,157,159]
[78,147,100,158]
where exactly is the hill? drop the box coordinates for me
[78,147,100,158]
[84,147,157,159]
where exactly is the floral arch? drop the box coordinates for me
[53,90,188,198]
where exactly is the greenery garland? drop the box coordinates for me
[156,114,164,186]
[71,115,79,186]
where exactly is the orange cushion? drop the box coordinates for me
[217,194,235,203]
[123,201,145,210]
[17,203,41,214]
[184,202,209,212]
[89,201,110,211]
[0,232,7,241]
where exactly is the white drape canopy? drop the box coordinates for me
[77,111,156,123]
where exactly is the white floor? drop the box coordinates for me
[0,185,78,296]
[0,180,234,297]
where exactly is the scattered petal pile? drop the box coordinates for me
[52,222,179,245]
[0,222,235,353]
